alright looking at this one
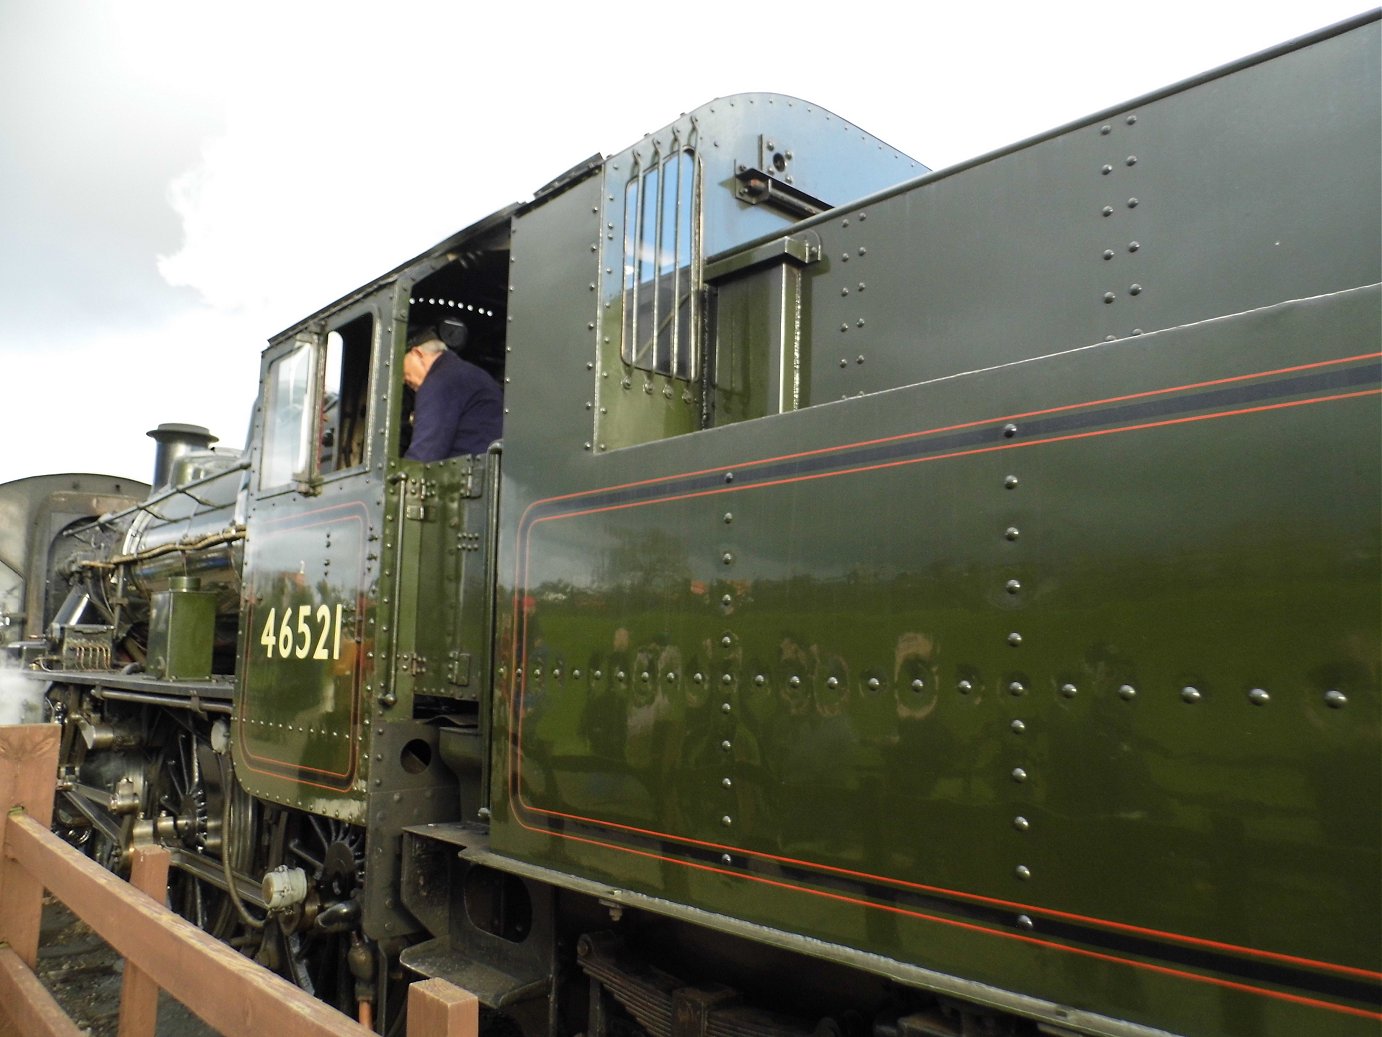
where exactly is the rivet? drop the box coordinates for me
[1103,249,1115,260]
[1017,914,1034,930]
[867,677,881,691]
[754,674,766,687]
[693,672,704,684]
[666,672,676,683]
[1006,579,1021,594]
[640,671,651,683]
[856,352,865,362]
[1127,197,1139,208]
[722,552,734,565]
[1012,767,1028,783]
[721,673,733,685]
[721,740,732,751]
[858,247,867,256]
[1104,292,1116,304]
[1324,690,1348,709]
[1100,164,1113,175]
[1126,114,1137,125]
[841,287,850,296]
[840,357,849,366]
[1008,681,1026,696]
[1099,124,1112,135]
[721,854,733,865]
[957,680,973,694]
[1248,688,1269,705]
[1016,865,1032,880]
[910,678,925,692]
[616,670,627,681]
[1102,205,1114,217]
[1011,719,1026,733]
[1013,816,1030,831]
[722,777,733,789]
[1129,284,1143,295]
[1181,686,1202,704]
[721,594,733,606]
[1002,423,1017,438]
[724,471,734,483]
[826,677,840,689]
[1118,684,1137,701]
[721,635,733,648]
[722,701,733,713]
[573,668,583,679]
[1060,683,1078,698]
[1128,241,1140,252]
[593,669,603,679]
[1005,475,1019,489]
[723,512,733,523]
[1125,155,1137,166]
[1005,527,1020,541]
[721,815,733,827]
[1007,633,1023,648]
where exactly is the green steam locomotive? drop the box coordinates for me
[3,12,1378,1037]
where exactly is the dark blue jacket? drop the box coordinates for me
[404,350,503,461]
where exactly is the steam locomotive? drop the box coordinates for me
[2,12,1378,1037]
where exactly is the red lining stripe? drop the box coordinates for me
[503,373,1382,1002]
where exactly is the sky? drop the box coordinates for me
[0,0,1372,488]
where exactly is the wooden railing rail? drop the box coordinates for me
[0,724,476,1037]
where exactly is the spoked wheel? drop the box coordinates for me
[154,721,262,943]
[276,815,370,1013]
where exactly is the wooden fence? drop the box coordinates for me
[0,724,477,1037]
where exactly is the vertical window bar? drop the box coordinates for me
[675,151,697,380]
[638,159,661,371]
[656,152,679,375]
[621,175,640,366]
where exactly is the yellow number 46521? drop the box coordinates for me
[258,604,344,661]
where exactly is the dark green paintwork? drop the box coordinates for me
[222,15,1380,1036]
[487,20,1381,1037]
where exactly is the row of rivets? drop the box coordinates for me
[519,664,1345,710]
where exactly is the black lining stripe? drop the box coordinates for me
[520,361,1379,531]
[517,807,1381,1010]
[508,359,1382,1011]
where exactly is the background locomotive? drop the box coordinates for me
[1,12,1377,1037]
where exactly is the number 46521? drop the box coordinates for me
[259,604,344,660]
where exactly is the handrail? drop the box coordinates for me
[0,723,478,1037]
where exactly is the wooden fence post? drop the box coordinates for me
[0,724,61,970]
[118,844,171,1037]
[407,977,479,1037]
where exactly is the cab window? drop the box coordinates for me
[260,340,317,489]
[321,313,374,473]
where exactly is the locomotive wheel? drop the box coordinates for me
[155,723,263,942]
[277,815,368,1012]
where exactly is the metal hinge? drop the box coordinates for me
[447,650,471,687]
[458,458,484,500]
